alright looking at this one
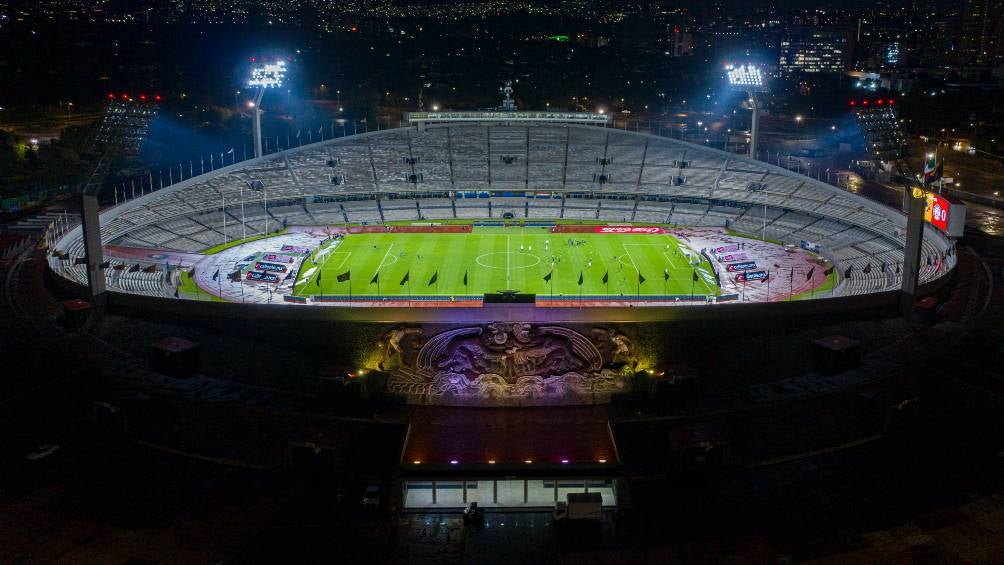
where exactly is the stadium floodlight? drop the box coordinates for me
[725,63,769,160]
[725,64,767,92]
[248,60,287,89]
[247,59,289,158]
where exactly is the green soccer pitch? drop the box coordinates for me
[292,226,720,298]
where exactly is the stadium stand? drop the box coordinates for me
[50,123,955,299]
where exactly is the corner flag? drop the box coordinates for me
[543,270,552,282]
[463,270,468,286]
[577,271,583,286]
[601,271,608,284]
[692,270,699,282]
[428,271,438,286]
[370,272,379,285]
[400,271,410,285]
[638,272,646,285]
[337,270,350,282]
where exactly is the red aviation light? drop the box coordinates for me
[849,100,856,107]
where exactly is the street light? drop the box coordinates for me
[247,59,288,158]
[725,63,769,159]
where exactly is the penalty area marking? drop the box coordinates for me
[621,242,686,270]
[330,251,352,271]
[374,243,397,273]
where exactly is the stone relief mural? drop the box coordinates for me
[382,323,636,406]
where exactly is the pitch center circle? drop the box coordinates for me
[475,252,542,270]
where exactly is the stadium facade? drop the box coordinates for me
[45,117,959,510]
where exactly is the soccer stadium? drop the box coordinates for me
[49,115,956,313]
[36,111,969,516]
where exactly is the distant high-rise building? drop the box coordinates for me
[956,0,1004,64]
[671,27,694,57]
[779,27,853,75]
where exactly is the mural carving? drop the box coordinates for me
[386,323,633,406]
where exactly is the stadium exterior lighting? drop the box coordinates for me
[247,59,288,158]
[725,63,769,159]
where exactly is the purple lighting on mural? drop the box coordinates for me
[450,459,458,465]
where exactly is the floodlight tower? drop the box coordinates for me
[725,64,769,159]
[247,59,288,158]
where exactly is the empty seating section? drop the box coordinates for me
[668,203,708,226]
[455,199,489,219]
[54,123,954,299]
[527,199,563,218]
[306,202,345,225]
[342,200,381,223]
